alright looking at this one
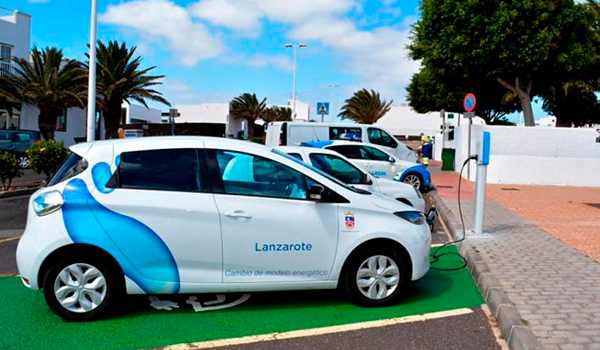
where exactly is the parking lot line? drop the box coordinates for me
[164,308,473,350]
[0,236,20,244]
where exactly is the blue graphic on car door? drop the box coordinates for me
[61,162,180,294]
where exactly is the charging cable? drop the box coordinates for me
[430,155,477,271]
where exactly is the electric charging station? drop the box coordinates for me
[473,131,491,234]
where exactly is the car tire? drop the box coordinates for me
[342,246,410,307]
[43,253,123,321]
[402,173,422,191]
[17,155,29,169]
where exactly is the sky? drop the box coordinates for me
[5,0,548,122]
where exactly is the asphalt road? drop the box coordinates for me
[0,194,29,231]
[192,307,500,350]
[13,169,46,185]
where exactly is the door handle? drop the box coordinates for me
[224,211,252,219]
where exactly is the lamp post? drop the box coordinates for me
[86,0,98,142]
[328,84,339,122]
[285,44,306,121]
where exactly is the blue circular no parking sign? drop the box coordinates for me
[463,93,476,113]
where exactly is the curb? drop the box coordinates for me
[0,187,38,199]
[430,190,542,350]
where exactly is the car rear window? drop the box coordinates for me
[48,153,88,186]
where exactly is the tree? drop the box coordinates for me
[261,106,292,124]
[407,67,518,125]
[230,93,267,140]
[338,89,392,124]
[409,0,600,126]
[542,81,600,126]
[92,41,170,139]
[7,47,87,138]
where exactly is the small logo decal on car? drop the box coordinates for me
[344,211,356,230]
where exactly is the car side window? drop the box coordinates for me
[0,132,10,143]
[309,153,363,184]
[330,127,362,141]
[327,145,362,159]
[287,153,303,161]
[116,149,202,192]
[368,128,397,148]
[359,146,390,162]
[214,150,308,200]
[15,133,31,142]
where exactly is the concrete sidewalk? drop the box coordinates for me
[430,166,600,350]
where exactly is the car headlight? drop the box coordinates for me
[394,211,425,225]
[33,191,64,216]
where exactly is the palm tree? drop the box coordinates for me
[0,76,21,120]
[91,41,170,139]
[7,47,87,138]
[261,106,292,124]
[338,89,392,124]
[230,93,267,139]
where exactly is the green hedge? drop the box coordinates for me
[27,139,69,179]
[0,151,22,190]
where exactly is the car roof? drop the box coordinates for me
[278,146,343,156]
[70,136,274,155]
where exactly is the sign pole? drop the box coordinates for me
[86,0,98,142]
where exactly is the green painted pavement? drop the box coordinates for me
[0,246,483,350]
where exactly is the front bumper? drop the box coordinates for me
[409,223,432,281]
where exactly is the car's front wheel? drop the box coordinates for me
[342,246,410,306]
[43,254,122,321]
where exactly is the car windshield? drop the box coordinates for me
[271,149,365,194]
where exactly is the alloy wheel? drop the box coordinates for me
[403,174,421,189]
[18,156,29,169]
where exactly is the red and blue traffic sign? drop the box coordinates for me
[463,93,476,113]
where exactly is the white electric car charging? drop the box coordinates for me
[16,137,431,321]
[301,141,432,191]
[278,146,425,212]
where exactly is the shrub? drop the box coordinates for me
[0,151,22,190]
[27,139,69,179]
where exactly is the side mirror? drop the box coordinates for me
[388,156,395,163]
[426,208,437,231]
[362,172,373,185]
[308,184,324,201]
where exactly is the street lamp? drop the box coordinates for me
[86,0,98,142]
[328,84,339,122]
[285,44,306,121]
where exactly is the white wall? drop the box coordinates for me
[124,103,162,123]
[0,9,31,59]
[20,105,87,147]
[176,103,230,123]
[452,125,600,187]
[376,105,486,138]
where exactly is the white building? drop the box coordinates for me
[0,7,31,130]
[1,7,160,146]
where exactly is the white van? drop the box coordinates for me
[265,122,418,162]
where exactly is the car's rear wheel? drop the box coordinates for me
[17,155,29,169]
[402,173,422,190]
[342,246,410,306]
[43,254,122,321]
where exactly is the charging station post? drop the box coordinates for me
[473,131,491,234]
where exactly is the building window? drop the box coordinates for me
[0,44,11,77]
[56,109,67,132]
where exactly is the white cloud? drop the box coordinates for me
[189,0,263,37]
[100,0,224,66]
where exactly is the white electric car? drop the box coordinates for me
[278,146,425,212]
[301,141,432,191]
[16,137,431,321]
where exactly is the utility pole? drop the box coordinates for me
[328,84,339,122]
[285,44,306,121]
[86,0,98,142]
